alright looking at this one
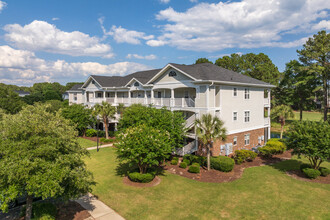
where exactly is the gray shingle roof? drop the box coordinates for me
[88,63,273,88]
[170,63,273,86]
[67,83,83,91]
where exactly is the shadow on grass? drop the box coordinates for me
[270,159,304,172]
[115,162,166,177]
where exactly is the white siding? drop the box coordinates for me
[219,85,265,134]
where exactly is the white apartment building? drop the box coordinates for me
[67,63,275,156]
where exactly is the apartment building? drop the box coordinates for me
[67,63,275,156]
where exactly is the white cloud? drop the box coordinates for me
[312,20,330,30]
[151,0,330,51]
[52,17,59,21]
[0,1,6,12]
[160,0,170,4]
[107,25,154,44]
[126,54,157,60]
[4,20,114,58]
[0,45,150,86]
[189,0,198,3]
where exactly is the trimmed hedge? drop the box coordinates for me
[182,159,191,166]
[179,162,187,168]
[183,154,206,166]
[172,157,179,161]
[319,167,330,177]
[191,162,200,167]
[302,168,321,179]
[171,159,178,165]
[234,150,257,164]
[128,172,155,183]
[188,165,200,173]
[85,129,97,137]
[259,139,286,158]
[210,156,235,172]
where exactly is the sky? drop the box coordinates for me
[0,0,329,86]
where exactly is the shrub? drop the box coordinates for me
[109,131,116,137]
[259,139,286,158]
[191,162,200,167]
[183,154,194,161]
[302,168,321,179]
[194,156,206,166]
[100,138,114,143]
[128,172,155,183]
[97,130,106,137]
[85,129,97,137]
[210,156,235,172]
[172,157,179,161]
[300,163,311,171]
[179,162,187,168]
[171,159,178,165]
[182,159,191,165]
[234,150,257,164]
[319,167,330,177]
[188,165,200,173]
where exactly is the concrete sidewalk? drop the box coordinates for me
[76,193,125,220]
[86,144,113,151]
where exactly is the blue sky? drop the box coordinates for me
[0,0,329,86]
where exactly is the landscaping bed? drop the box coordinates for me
[56,201,91,220]
[286,170,330,184]
[165,150,293,183]
[123,176,161,188]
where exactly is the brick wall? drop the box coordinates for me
[197,127,266,156]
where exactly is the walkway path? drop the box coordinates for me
[87,144,113,151]
[76,193,125,220]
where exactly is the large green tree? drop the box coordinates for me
[195,114,227,171]
[0,87,25,114]
[61,104,94,136]
[195,58,213,64]
[215,53,281,85]
[93,101,116,139]
[286,121,330,169]
[274,60,317,120]
[297,30,330,121]
[118,104,186,149]
[116,124,172,174]
[0,104,94,220]
[271,105,294,139]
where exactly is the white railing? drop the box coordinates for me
[106,98,115,103]
[131,97,145,104]
[185,114,196,128]
[175,141,197,156]
[264,98,270,105]
[174,98,195,107]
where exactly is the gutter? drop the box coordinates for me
[193,80,276,88]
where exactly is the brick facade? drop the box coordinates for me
[197,127,266,156]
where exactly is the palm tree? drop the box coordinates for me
[271,105,294,139]
[117,103,125,117]
[195,113,227,171]
[93,101,116,139]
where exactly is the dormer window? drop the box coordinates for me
[134,82,139,87]
[169,71,177,77]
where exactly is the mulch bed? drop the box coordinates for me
[123,176,161,188]
[56,201,91,220]
[165,151,297,183]
[79,136,115,142]
[286,170,330,184]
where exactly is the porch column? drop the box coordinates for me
[84,91,87,103]
[171,89,174,107]
[103,91,106,102]
[128,90,131,104]
[93,91,96,103]
[151,89,154,104]
[144,90,147,104]
[114,90,117,104]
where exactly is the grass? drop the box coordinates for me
[85,148,330,220]
[77,137,96,148]
[271,111,323,133]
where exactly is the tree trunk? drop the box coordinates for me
[300,108,303,121]
[207,143,210,171]
[25,195,33,220]
[104,117,109,139]
[280,122,284,139]
[323,75,328,121]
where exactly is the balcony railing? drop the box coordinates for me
[264,117,270,126]
[264,98,270,105]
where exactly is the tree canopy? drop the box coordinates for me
[93,101,116,139]
[215,53,281,85]
[0,104,95,219]
[195,58,213,64]
[0,86,25,114]
[118,104,186,149]
[297,30,329,121]
[271,105,294,139]
[285,121,330,169]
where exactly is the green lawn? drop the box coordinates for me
[271,111,323,133]
[77,137,96,148]
[85,148,330,220]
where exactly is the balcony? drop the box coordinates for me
[264,117,270,126]
[264,98,270,105]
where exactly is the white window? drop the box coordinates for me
[97,92,102,98]
[233,112,238,121]
[233,88,237,96]
[244,111,250,122]
[74,93,77,101]
[244,88,250,99]
[244,134,250,145]
[233,137,237,146]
